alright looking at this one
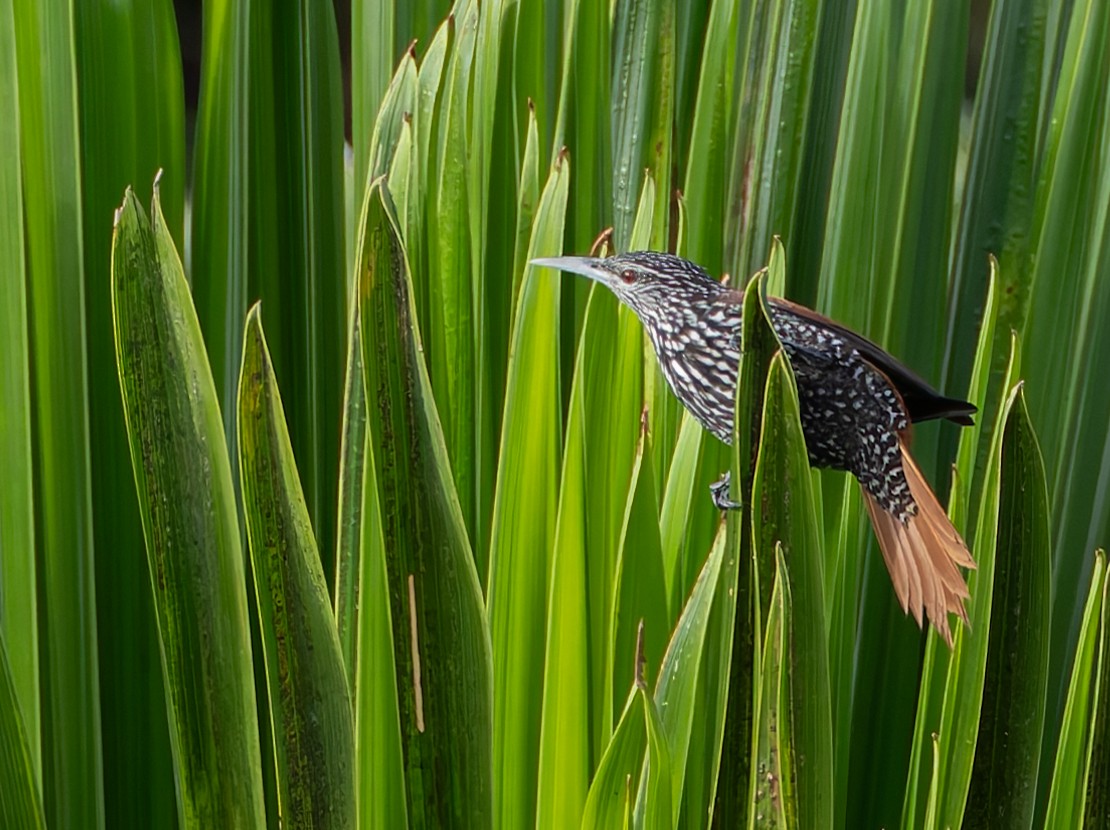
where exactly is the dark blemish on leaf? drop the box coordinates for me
[408,574,425,733]
[634,620,646,690]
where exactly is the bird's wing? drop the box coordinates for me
[768,296,976,426]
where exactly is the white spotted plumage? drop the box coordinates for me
[535,249,978,646]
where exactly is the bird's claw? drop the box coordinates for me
[710,472,741,511]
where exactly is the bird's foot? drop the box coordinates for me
[710,472,741,510]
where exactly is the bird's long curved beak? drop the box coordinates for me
[529,256,609,284]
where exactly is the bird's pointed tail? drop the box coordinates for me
[863,439,976,647]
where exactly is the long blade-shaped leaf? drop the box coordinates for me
[410,19,450,335]
[468,0,514,566]
[943,0,1047,404]
[428,2,479,542]
[75,1,184,822]
[536,283,598,830]
[1083,558,1110,824]
[658,411,710,606]
[238,307,355,829]
[112,185,265,827]
[749,545,793,829]
[934,339,1022,827]
[489,154,569,830]
[351,0,395,196]
[351,178,406,826]
[535,156,641,830]
[611,435,669,728]
[584,665,673,830]
[638,680,674,830]
[258,0,346,565]
[0,633,44,829]
[749,352,833,830]
[535,159,657,813]
[1044,552,1106,827]
[357,177,492,827]
[1024,0,1110,776]
[588,175,654,751]
[683,0,737,271]
[581,689,647,830]
[903,262,1000,829]
[333,300,367,688]
[354,429,407,830]
[610,0,662,249]
[557,0,612,258]
[819,7,967,819]
[964,387,1051,827]
[336,49,421,682]
[190,0,251,456]
[924,734,942,829]
[727,0,820,282]
[13,2,102,822]
[700,264,780,827]
[681,0,738,272]
[653,524,727,824]
[0,0,38,783]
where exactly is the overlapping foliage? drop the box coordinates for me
[3,0,1110,827]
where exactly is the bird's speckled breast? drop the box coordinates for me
[646,297,742,444]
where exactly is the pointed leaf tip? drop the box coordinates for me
[242,305,265,367]
[114,186,142,230]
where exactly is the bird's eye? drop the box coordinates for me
[620,269,637,285]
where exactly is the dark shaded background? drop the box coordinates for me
[174,1,354,134]
[172,0,987,148]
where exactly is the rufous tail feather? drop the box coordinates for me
[862,438,976,647]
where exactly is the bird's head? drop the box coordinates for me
[530,251,725,321]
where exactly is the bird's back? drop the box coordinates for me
[767,297,976,426]
[647,290,975,445]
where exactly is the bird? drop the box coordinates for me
[531,250,977,646]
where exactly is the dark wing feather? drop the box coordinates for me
[768,296,976,426]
